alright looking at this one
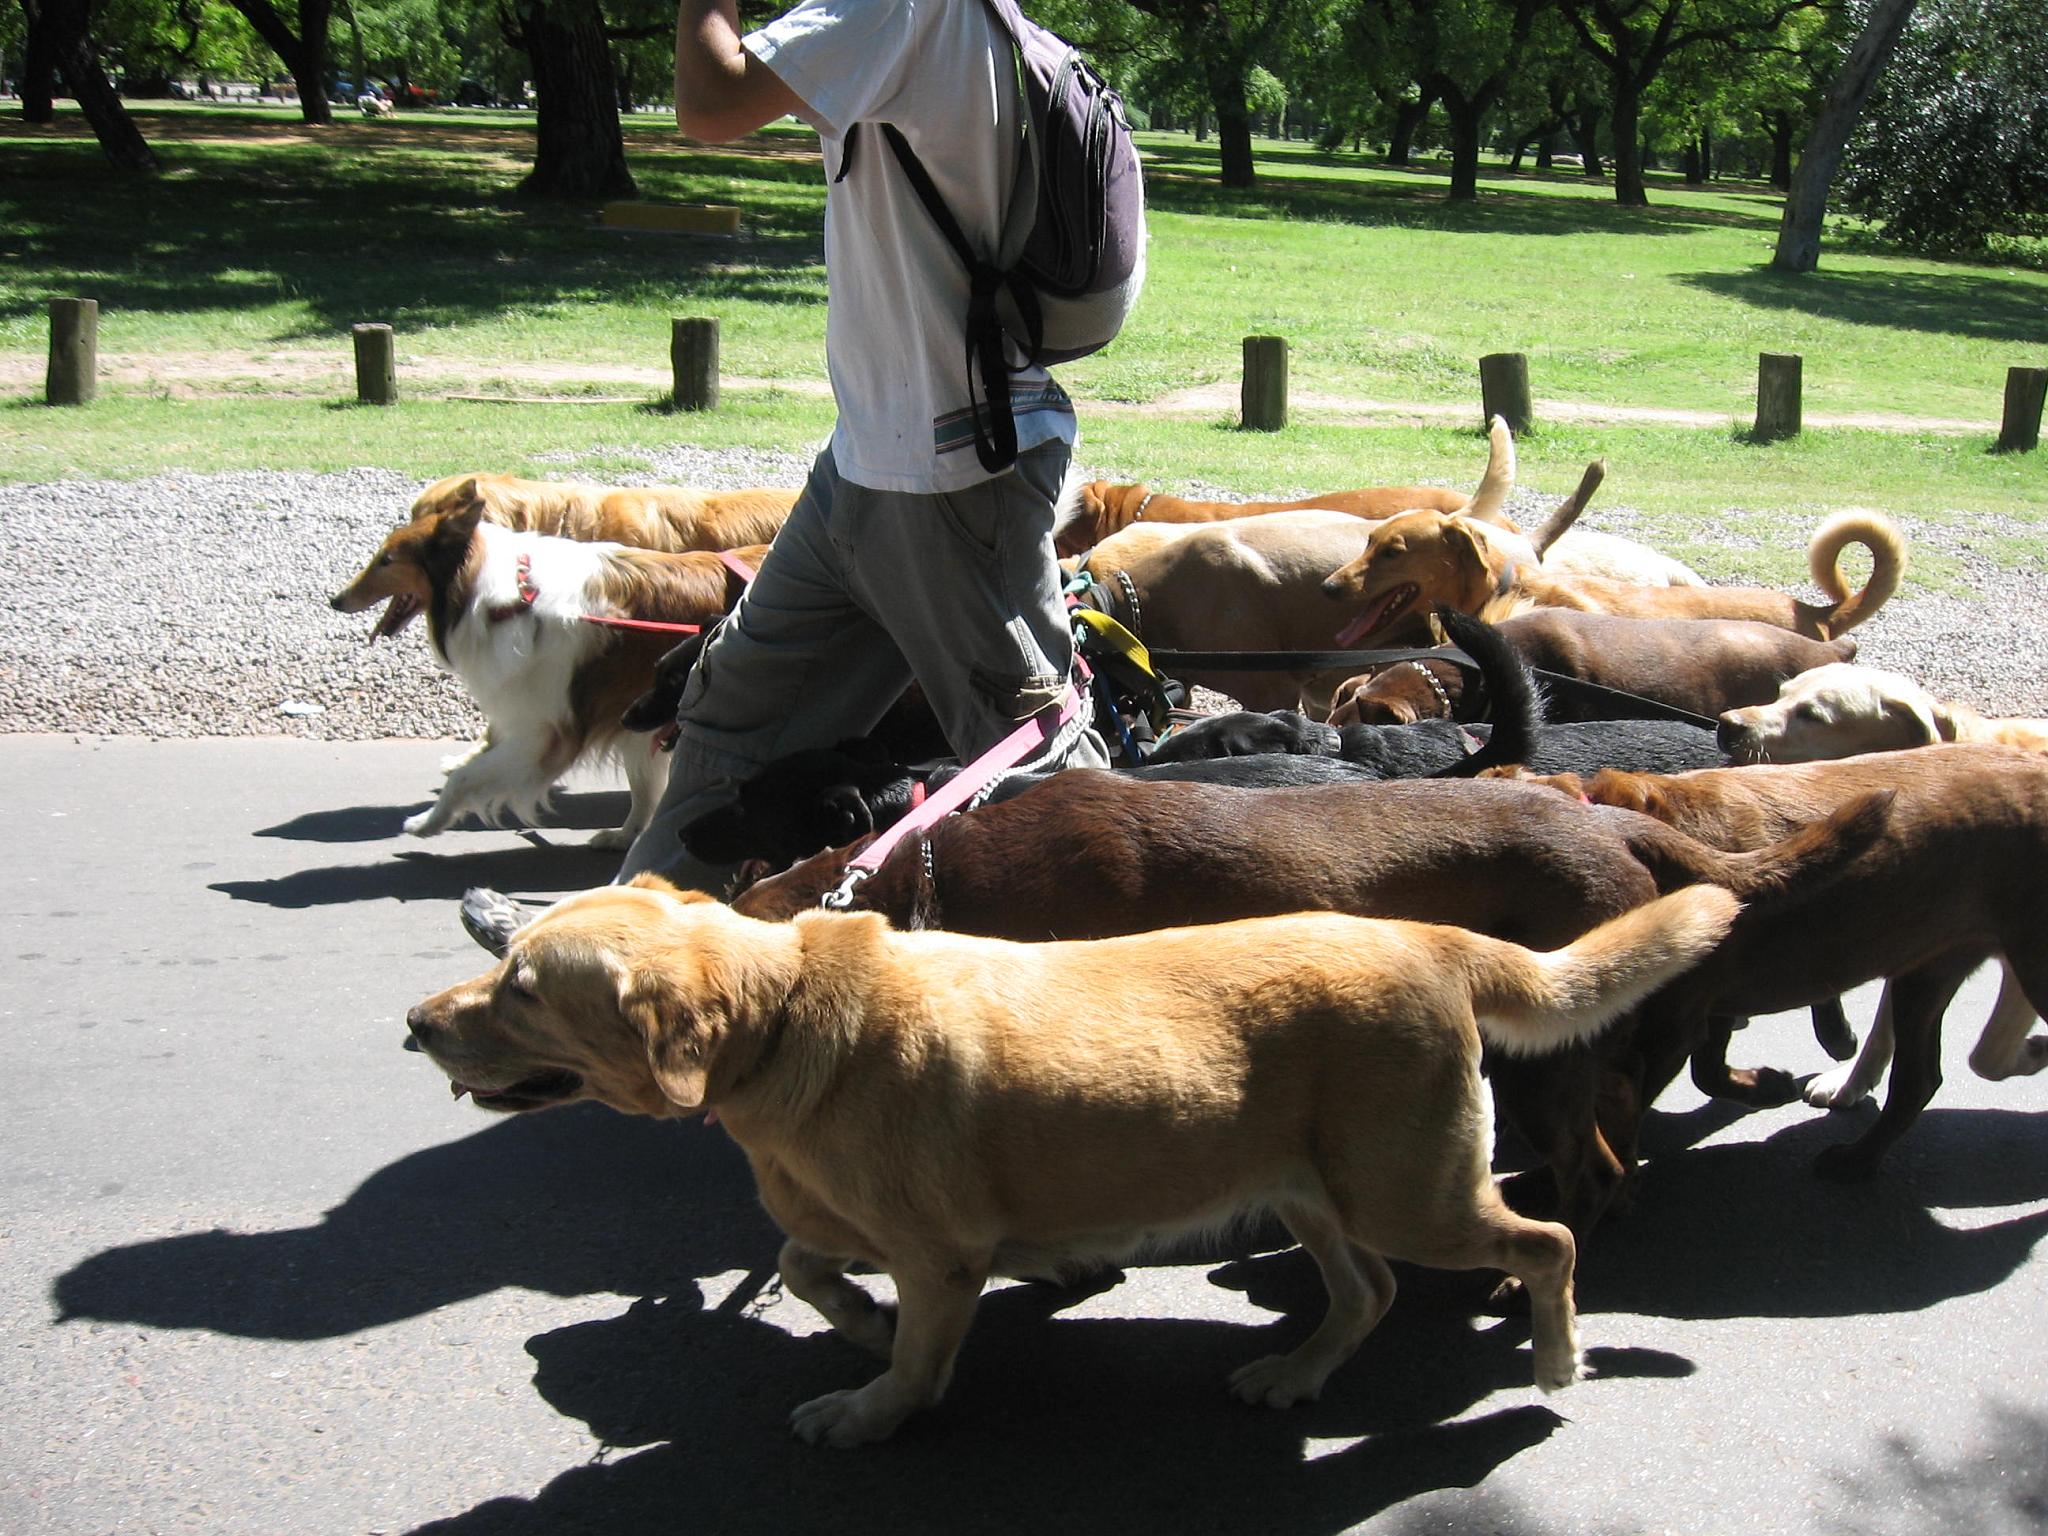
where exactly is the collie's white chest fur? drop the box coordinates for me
[438,523,616,723]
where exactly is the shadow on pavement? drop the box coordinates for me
[255,790,631,844]
[210,841,621,907]
[407,1269,1572,1536]
[52,1107,775,1336]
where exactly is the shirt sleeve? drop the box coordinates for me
[743,0,922,137]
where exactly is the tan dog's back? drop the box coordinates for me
[411,473,796,552]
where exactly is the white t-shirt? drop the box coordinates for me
[743,0,1077,494]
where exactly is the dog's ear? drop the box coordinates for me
[623,969,717,1110]
[626,872,694,897]
[1889,692,1949,744]
[807,784,876,850]
[452,476,482,507]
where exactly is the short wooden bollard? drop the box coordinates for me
[46,297,99,406]
[672,317,720,411]
[1241,335,1288,431]
[1996,365,2047,453]
[1478,351,1533,435]
[1754,352,1802,441]
[352,323,397,405]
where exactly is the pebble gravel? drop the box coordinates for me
[0,455,2041,741]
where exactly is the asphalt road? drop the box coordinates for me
[5,736,2044,1536]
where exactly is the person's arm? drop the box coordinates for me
[675,0,804,142]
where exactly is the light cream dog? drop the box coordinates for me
[405,879,1738,1446]
[1718,662,2048,763]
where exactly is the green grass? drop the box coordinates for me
[2,101,2045,579]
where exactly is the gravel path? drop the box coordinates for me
[1,454,2041,740]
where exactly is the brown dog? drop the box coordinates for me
[737,771,1887,1240]
[1320,509,1905,647]
[1533,745,2048,1178]
[407,878,1743,1444]
[411,472,796,554]
[1054,477,1469,558]
[1330,613,1858,727]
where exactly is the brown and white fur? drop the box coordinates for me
[330,502,756,847]
[410,472,796,556]
[1718,662,2048,764]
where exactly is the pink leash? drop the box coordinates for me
[577,549,758,635]
[821,682,1085,910]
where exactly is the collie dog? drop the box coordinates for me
[410,472,797,555]
[331,501,761,848]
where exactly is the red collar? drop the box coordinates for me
[487,552,539,624]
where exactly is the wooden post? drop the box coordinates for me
[1478,352,1533,435]
[46,298,99,406]
[1995,365,2047,453]
[352,323,397,405]
[672,316,720,411]
[1241,335,1288,431]
[1754,352,1802,441]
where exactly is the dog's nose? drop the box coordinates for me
[329,593,348,611]
[1716,719,1752,752]
[1320,576,1346,600]
[404,1005,436,1051]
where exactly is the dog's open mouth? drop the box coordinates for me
[373,594,423,640]
[451,1068,584,1112]
[1335,583,1419,648]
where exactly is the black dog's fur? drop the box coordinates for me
[680,611,1725,872]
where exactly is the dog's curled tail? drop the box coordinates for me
[1461,886,1740,1057]
[1808,510,1907,637]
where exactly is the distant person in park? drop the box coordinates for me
[462,0,1112,951]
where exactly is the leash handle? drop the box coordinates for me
[824,684,1083,904]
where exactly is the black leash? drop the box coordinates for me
[1144,646,1720,732]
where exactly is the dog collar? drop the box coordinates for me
[486,552,539,624]
[1130,492,1156,523]
[1405,660,1454,718]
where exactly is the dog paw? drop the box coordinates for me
[588,827,632,851]
[1532,1347,1584,1395]
[402,810,443,837]
[1802,1065,1872,1110]
[1484,1275,1532,1316]
[1228,1354,1326,1409]
[789,1386,905,1448]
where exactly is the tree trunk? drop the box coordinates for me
[20,0,57,122]
[1768,109,1795,190]
[1565,104,1602,175]
[1609,79,1648,205]
[1387,92,1435,166]
[1682,135,1703,183]
[42,0,157,169]
[1772,0,1918,273]
[1443,95,1482,200]
[1700,123,1712,179]
[1205,60,1254,186]
[225,0,334,124]
[520,0,635,200]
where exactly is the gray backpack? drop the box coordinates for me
[838,0,1147,472]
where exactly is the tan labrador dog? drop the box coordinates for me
[1718,662,2048,763]
[405,878,1738,1446]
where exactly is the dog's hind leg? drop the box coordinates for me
[1966,959,2048,1081]
[790,1256,989,1448]
[1811,996,1859,1061]
[1229,1200,1395,1408]
[1814,960,1972,1180]
[1805,983,1896,1109]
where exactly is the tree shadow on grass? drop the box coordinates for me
[1677,266,2048,346]
[0,135,827,339]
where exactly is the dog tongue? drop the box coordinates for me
[1334,608,1380,648]
[372,595,420,641]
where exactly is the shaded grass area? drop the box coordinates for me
[5,105,2047,424]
